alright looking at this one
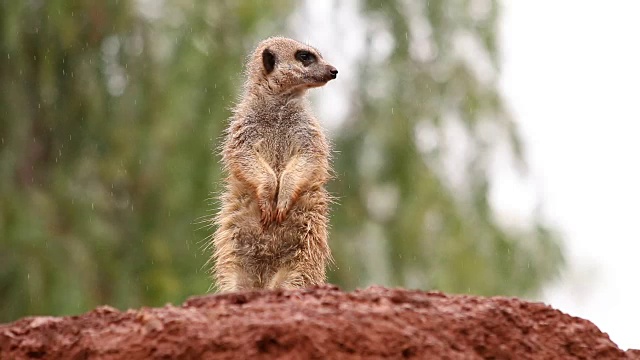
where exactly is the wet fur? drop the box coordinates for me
[211,37,337,292]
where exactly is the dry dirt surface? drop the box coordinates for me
[1,285,637,359]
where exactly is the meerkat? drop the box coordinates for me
[210,37,338,292]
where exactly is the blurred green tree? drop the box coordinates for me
[0,0,292,320]
[0,0,563,321]
[328,0,564,296]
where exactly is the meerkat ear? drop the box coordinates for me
[262,48,276,74]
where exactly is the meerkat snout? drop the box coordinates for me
[329,67,338,79]
[319,65,338,82]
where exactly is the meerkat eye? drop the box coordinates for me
[295,50,316,66]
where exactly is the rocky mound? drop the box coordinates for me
[0,285,637,359]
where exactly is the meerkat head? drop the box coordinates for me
[246,37,338,96]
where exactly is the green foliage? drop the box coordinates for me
[0,0,563,322]
[328,0,564,296]
[0,0,292,319]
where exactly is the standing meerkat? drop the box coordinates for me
[211,37,338,292]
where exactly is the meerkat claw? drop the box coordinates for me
[275,206,288,223]
[259,201,274,226]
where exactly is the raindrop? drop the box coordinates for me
[92,203,94,210]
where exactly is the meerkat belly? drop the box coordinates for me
[231,186,328,258]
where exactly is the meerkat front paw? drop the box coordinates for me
[257,183,277,226]
[275,199,290,223]
[259,197,276,227]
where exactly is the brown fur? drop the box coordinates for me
[210,37,338,292]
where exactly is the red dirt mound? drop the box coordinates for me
[0,285,637,359]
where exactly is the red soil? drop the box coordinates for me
[0,285,637,359]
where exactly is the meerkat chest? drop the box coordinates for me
[256,123,305,173]
[246,103,307,167]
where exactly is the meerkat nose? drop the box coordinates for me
[329,67,338,79]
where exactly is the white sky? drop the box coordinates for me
[498,1,640,350]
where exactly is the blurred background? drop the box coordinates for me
[0,0,636,350]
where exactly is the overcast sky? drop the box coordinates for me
[498,1,640,350]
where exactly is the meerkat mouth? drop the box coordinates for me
[306,80,329,89]
[304,75,336,87]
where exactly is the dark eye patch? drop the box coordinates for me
[295,50,316,66]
